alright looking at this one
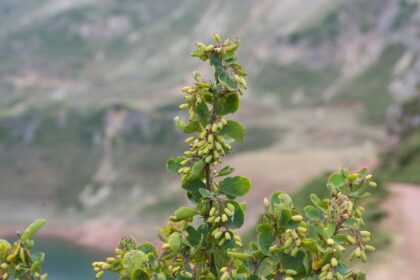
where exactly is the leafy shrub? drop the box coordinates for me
[91,35,378,280]
[0,219,48,279]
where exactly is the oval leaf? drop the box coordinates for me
[174,207,199,221]
[220,120,244,142]
[219,176,251,197]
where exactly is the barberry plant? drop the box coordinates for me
[92,34,379,280]
[0,219,48,280]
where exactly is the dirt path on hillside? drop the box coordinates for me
[368,183,420,280]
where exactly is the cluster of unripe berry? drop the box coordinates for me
[208,203,243,247]
[177,118,231,178]
[92,250,120,279]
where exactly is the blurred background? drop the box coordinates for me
[0,0,419,279]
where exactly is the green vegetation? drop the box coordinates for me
[392,0,419,30]
[91,35,378,280]
[289,10,340,45]
[377,131,420,185]
[336,44,405,124]
[0,219,48,279]
[253,63,338,105]
[293,173,389,249]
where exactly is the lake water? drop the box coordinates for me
[30,238,116,279]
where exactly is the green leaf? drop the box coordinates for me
[328,172,345,189]
[325,223,336,239]
[174,118,202,133]
[226,200,244,228]
[188,159,205,180]
[132,269,150,280]
[219,176,251,197]
[195,102,211,125]
[303,253,312,274]
[310,193,322,208]
[166,157,184,175]
[220,120,245,142]
[186,226,201,246]
[278,208,292,227]
[168,232,182,251]
[199,188,214,199]
[279,251,306,275]
[304,205,323,221]
[21,219,46,248]
[182,179,206,200]
[256,256,273,276]
[122,250,147,275]
[174,207,199,221]
[217,70,236,91]
[215,92,240,115]
[137,242,157,256]
[216,166,235,177]
[0,240,11,260]
[257,224,273,255]
[209,52,223,68]
[227,251,252,261]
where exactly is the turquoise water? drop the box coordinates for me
[34,238,115,280]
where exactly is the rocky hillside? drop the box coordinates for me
[0,0,419,225]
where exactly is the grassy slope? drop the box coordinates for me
[335,44,405,124]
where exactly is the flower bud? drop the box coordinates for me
[95,271,104,279]
[360,231,371,238]
[196,42,206,49]
[291,247,299,257]
[225,232,231,240]
[205,45,215,52]
[291,215,303,222]
[346,235,356,245]
[354,247,362,257]
[222,214,228,222]
[327,238,335,245]
[227,203,235,211]
[263,198,269,208]
[179,103,189,110]
[326,271,333,280]
[213,33,222,43]
[218,238,225,246]
[209,207,216,216]
[331,257,338,267]
[205,155,213,163]
[284,237,293,247]
[365,245,376,252]
[224,208,233,217]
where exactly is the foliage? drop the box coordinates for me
[92,35,378,280]
[376,94,420,184]
[335,44,405,124]
[0,219,48,280]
